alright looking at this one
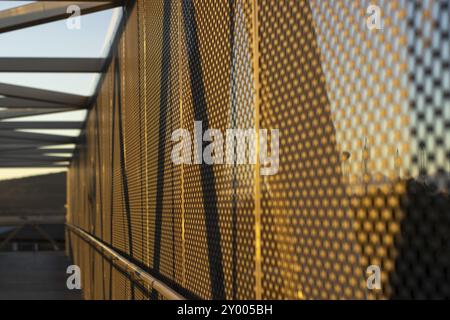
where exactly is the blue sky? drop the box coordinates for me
[0,1,119,95]
[0,1,122,180]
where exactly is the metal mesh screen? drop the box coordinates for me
[67,0,450,300]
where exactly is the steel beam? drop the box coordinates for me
[0,1,123,34]
[0,131,76,144]
[0,225,24,250]
[0,83,87,106]
[0,141,73,146]
[32,224,60,251]
[0,122,83,130]
[0,97,75,109]
[0,155,70,161]
[0,164,68,168]
[0,57,106,73]
[0,108,76,120]
[0,148,73,155]
[0,159,68,164]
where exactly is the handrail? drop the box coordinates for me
[66,223,185,300]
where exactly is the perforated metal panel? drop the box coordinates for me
[180,0,257,300]
[67,0,450,300]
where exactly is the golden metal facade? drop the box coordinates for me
[67,0,450,300]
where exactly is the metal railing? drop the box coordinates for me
[66,223,185,300]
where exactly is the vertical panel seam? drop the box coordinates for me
[252,0,262,300]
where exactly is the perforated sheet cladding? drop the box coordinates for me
[67,0,450,300]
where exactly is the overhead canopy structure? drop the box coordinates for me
[0,1,123,34]
[0,82,88,106]
[0,1,124,167]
